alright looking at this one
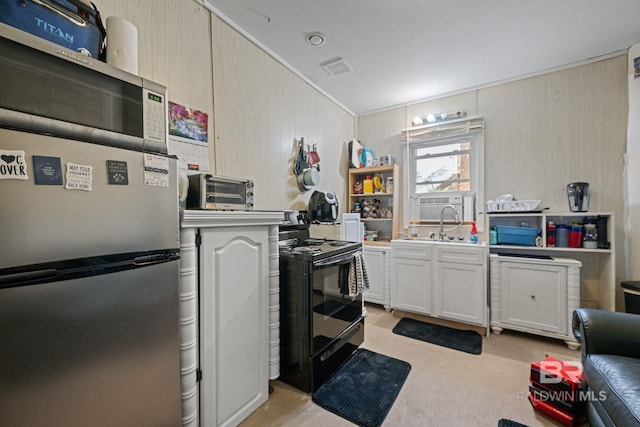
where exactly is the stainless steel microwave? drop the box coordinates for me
[0,23,167,154]
[186,174,255,210]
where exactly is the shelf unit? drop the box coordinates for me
[348,165,400,246]
[486,211,615,311]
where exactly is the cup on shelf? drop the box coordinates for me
[568,224,583,248]
[556,224,569,247]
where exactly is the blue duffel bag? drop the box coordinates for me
[0,0,106,59]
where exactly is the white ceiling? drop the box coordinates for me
[201,0,640,115]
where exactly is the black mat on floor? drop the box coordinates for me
[312,348,411,427]
[498,419,529,427]
[392,317,482,355]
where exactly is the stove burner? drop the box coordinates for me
[279,238,299,248]
[293,246,322,253]
[303,238,326,245]
[328,241,349,246]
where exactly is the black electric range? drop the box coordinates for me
[278,221,365,393]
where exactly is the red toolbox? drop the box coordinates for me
[529,356,585,426]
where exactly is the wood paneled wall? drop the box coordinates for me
[96,0,355,212]
[210,16,355,211]
[96,0,215,166]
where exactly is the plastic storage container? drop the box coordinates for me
[583,223,598,248]
[556,225,569,247]
[569,225,583,248]
[495,225,541,246]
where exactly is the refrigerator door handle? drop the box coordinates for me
[0,268,57,288]
[134,251,180,266]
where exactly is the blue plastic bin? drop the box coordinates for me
[495,225,541,246]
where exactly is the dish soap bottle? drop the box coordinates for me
[470,221,478,244]
[409,221,418,239]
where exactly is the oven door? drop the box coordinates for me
[311,249,363,355]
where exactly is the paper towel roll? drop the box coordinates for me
[106,16,138,74]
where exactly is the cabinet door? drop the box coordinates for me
[200,227,269,427]
[437,263,485,325]
[392,257,432,314]
[499,262,567,334]
[363,248,386,305]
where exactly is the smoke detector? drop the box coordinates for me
[306,32,325,46]
[319,57,353,76]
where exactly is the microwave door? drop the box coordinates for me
[0,27,167,153]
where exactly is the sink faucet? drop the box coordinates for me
[439,204,460,240]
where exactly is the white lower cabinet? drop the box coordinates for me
[200,227,268,427]
[435,245,487,327]
[363,246,391,310]
[180,211,282,427]
[490,254,581,349]
[391,240,488,330]
[391,242,433,314]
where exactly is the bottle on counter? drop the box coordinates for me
[385,176,394,193]
[409,221,418,239]
[470,221,478,244]
[363,175,374,194]
[547,221,556,247]
[489,227,498,245]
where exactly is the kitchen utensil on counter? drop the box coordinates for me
[567,182,590,212]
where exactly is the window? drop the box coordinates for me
[414,137,472,194]
[402,117,484,225]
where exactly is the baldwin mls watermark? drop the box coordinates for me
[518,359,607,403]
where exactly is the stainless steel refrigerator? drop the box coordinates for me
[0,128,182,426]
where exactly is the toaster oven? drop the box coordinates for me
[186,173,254,210]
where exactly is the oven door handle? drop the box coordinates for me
[313,251,357,268]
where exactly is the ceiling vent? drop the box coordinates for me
[319,57,353,76]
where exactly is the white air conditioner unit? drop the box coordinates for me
[416,193,474,222]
[417,194,462,222]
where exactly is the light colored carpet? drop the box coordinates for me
[240,304,582,427]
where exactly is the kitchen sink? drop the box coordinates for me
[400,237,485,247]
